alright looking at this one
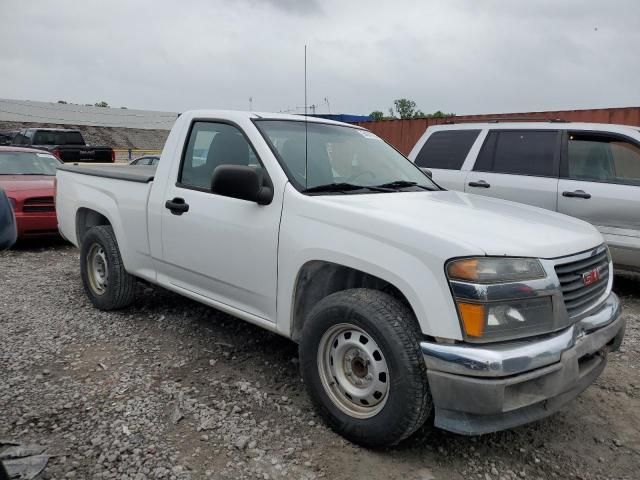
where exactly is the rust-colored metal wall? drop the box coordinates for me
[354,107,640,155]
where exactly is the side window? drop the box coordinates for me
[179,122,259,190]
[414,130,480,170]
[567,132,640,186]
[474,130,559,177]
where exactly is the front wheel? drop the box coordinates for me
[80,225,136,310]
[299,289,432,447]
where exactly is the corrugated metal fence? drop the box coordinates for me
[353,107,640,155]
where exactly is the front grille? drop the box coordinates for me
[23,196,55,213]
[554,247,610,318]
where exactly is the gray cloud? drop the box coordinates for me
[241,0,322,15]
[0,0,638,116]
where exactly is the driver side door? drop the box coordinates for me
[158,121,282,322]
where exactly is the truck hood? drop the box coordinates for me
[315,190,603,259]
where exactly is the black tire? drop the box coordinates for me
[299,288,432,447]
[0,461,9,480]
[80,225,136,310]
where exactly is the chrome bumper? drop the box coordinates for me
[420,292,625,435]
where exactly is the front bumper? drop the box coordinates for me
[420,292,625,435]
[15,212,59,238]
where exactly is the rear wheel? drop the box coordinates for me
[80,225,136,310]
[299,288,432,447]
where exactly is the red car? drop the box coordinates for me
[0,146,62,238]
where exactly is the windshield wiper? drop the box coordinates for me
[375,180,433,191]
[303,182,393,194]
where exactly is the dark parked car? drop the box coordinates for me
[0,188,17,249]
[12,128,114,163]
[0,130,18,146]
[130,155,160,166]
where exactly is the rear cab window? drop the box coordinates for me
[474,130,560,177]
[415,129,480,170]
[33,130,85,146]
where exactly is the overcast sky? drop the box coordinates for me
[1,0,639,116]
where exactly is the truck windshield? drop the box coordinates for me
[0,152,61,175]
[255,120,438,193]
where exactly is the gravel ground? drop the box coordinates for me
[1,240,639,480]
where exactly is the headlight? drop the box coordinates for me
[8,197,17,210]
[447,257,545,283]
[447,257,553,342]
[456,297,554,341]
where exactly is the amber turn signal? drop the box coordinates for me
[457,302,485,337]
[447,259,480,281]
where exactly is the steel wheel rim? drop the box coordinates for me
[87,243,109,295]
[317,323,390,419]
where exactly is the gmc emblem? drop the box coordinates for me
[582,267,602,286]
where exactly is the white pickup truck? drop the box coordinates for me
[56,110,625,447]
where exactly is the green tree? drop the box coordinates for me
[94,101,109,108]
[57,100,68,104]
[369,100,454,121]
[414,110,456,119]
[393,98,417,119]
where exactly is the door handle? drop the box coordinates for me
[562,190,591,199]
[165,197,189,215]
[468,180,490,188]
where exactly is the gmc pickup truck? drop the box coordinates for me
[56,110,626,447]
[13,128,114,163]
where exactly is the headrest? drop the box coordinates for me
[207,132,249,166]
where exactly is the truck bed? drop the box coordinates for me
[57,164,156,183]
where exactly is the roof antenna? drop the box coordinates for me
[304,44,308,190]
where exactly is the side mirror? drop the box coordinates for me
[0,189,17,250]
[211,165,273,205]
[422,168,433,178]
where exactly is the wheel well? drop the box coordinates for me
[76,208,111,245]
[290,261,412,342]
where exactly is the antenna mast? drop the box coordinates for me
[304,45,308,189]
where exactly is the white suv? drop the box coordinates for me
[409,121,640,272]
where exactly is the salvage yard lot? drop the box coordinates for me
[1,242,639,480]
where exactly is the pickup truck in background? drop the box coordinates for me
[56,111,625,447]
[408,121,640,272]
[13,128,115,163]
